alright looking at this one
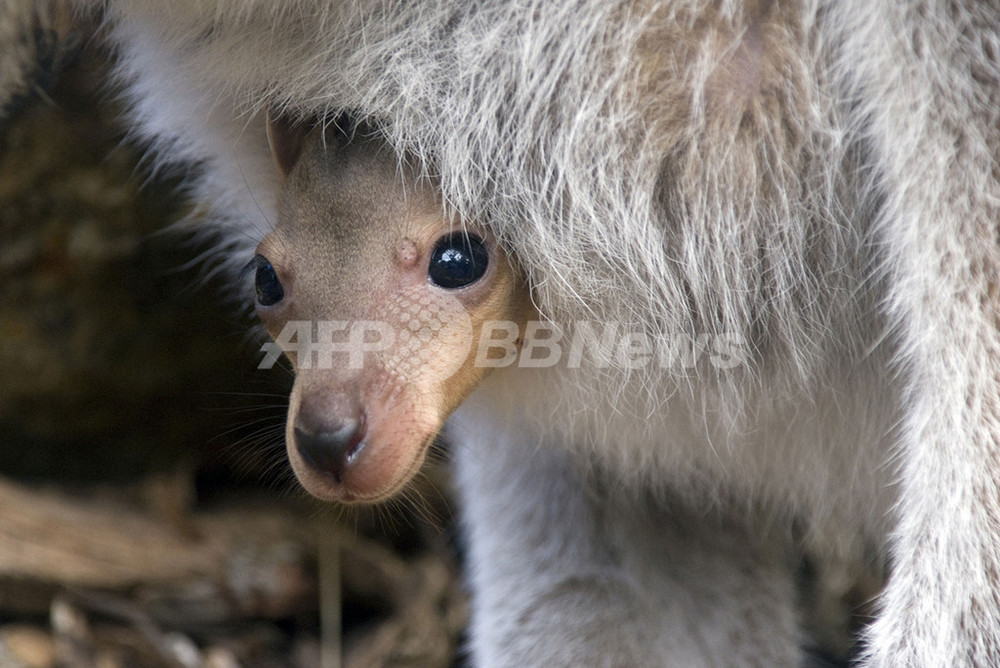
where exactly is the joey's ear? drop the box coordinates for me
[267,109,309,178]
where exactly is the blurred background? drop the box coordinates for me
[0,16,466,668]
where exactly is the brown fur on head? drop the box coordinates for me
[255,115,533,503]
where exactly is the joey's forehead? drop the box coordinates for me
[278,151,440,241]
[273,194,448,270]
[279,169,399,240]
[265,184,457,273]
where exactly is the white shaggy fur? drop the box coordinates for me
[8,0,1000,664]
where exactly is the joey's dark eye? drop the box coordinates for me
[428,233,489,289]
[251,254,284,306]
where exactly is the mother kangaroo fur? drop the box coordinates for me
[4,1,1000,665]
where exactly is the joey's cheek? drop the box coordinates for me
[380,282,476,387]
[256,309,287,342]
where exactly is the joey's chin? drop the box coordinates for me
[286,423,437,504]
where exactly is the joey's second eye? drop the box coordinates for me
[252,254,284,306]
[428,233,489,289]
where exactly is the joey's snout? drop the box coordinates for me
[286,376,441,504]
[292,394,366,484]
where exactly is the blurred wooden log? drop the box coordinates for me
[0,477,221,589]
[0,473,467,667]
[0,473,322,622]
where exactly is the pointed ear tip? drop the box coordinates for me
[267,109,307,178]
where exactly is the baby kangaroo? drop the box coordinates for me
[252,117,532,503]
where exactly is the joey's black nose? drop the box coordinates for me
[293,415,366,483]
